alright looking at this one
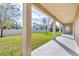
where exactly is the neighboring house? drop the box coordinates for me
[32,22,49,33]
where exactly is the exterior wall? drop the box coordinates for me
[73,9,79,47]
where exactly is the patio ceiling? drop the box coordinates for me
[33,3,79,24]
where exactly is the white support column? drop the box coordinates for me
[23,3,32,56]
[62,25,65,34]
[53,20,56,39]
[59,24,62,36]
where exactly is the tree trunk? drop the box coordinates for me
[0,28,3,37]
[46,26,47,32]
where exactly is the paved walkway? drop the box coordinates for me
[32,36,79,56]
[61,34,74,39]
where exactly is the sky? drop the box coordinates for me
[32,7,49,24]
[17,4,47,26]
[16,3,22,27]
[32,7,47,19]
[32,7,60,27]
[17,4,60,27]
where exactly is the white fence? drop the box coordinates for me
[0,29,22,37]
[0,29,50,37]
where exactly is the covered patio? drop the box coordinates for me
[32,35,79,56]
[22,3,79,56]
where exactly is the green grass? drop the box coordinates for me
[32,32,60,50]
[0,32,60,56]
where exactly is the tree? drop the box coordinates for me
[42,17,51,32]
[50,22,53,32]
[0,3,21,37]
[50,21,60,32]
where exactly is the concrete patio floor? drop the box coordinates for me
[32,35,79,56]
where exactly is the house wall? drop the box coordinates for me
[62,24,72,34]
[73,9,79,47]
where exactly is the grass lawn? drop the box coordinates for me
[0,32,60,56]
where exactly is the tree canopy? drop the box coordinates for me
[0,3,21,29]
[0,3,21,37]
